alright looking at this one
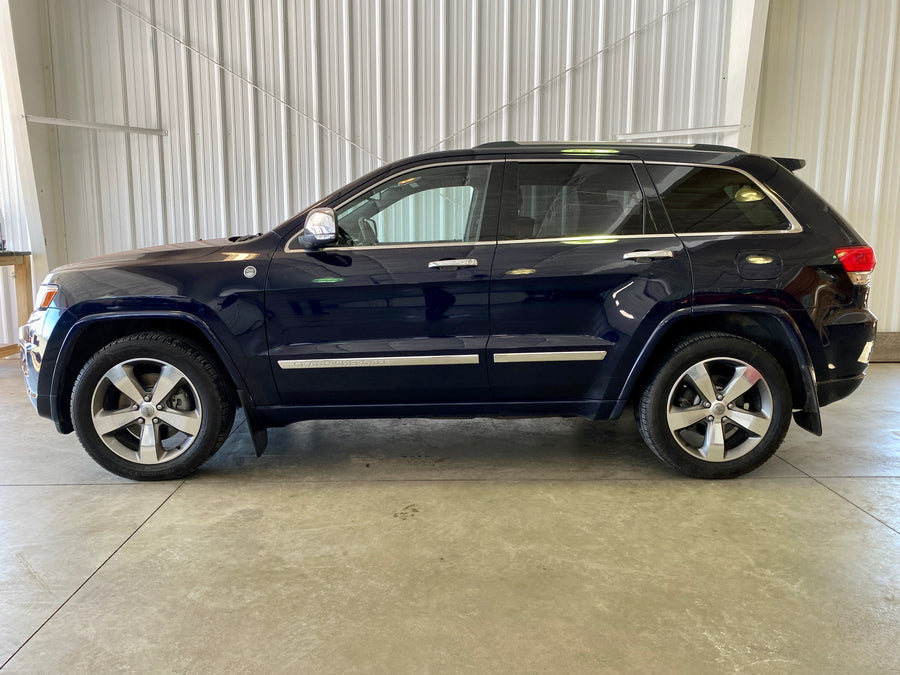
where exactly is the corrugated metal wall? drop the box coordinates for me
[0,42,29,341]
[1,0,736,343]
[755,0,900,331]
[47,0,730,256]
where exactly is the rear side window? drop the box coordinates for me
[648,164,791,233]
[502,162,646,240]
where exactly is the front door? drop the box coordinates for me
[266,161,503,405]
[487,158,692,402]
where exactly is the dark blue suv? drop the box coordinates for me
[18,143,877,480]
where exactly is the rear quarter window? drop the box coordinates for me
[648,164,791,233]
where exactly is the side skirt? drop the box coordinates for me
[253,400,624,428]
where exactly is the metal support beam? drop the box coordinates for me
[26,115,168,136]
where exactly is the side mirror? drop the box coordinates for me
[297,208,337,250]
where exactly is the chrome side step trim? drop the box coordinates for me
[278,354,480,369]
[493,351,607,363]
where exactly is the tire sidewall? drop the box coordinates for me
[71,336,230,480]
[642,335,792,478]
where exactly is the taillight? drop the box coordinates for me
[835,246,876,285]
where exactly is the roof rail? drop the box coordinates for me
[474,141,521,148]
[475,140,748,152]
[687,143,744,153]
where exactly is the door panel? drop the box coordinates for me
[488,160,692,402]
[266,161,502,405]
[488,238,690,401]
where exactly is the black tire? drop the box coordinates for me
[71,332,235,480]
[637,332,791,479]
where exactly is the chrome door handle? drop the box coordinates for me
[428,258,479,270]
[622,250,674,261]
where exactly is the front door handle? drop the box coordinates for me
[428,258,479,270]
[622,250,674,262]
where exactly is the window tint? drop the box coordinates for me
[648,164,791,233]
[502,162,645,240]
[333,163,492,246]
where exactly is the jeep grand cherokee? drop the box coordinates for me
[19,142,877,480]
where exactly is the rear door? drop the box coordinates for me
[266,160,502,404]
[487,157,692,403]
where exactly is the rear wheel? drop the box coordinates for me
[71,332,235,480]
[638,332,792,478]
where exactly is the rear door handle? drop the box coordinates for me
[428,258,479,270]
[622,250,674,261]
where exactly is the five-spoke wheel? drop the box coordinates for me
[90,359,203,465]
[71,332,235,480]
[638,332,791,478]
[665,357,773,463]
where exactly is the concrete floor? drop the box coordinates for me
[1,358,898,674]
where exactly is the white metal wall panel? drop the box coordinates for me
[755,0,900,331]
[39,0,732,256]
[0,46,29,342]
[0,0,740,343]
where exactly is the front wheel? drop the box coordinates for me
[637,332,792,479]
[71,332,235,480]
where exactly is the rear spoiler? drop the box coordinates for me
[773,156,806,172]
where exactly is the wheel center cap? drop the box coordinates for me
[712,402,727,416]
[140,403,156,418]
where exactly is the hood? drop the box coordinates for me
[55,238,231,272]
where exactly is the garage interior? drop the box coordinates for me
[1,0,899,672]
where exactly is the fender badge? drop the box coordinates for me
[243,265,257,279]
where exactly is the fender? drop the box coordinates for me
[611,304,823,435]
[49,310,270,446]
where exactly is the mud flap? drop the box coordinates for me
[236,390,269,456]
[792,410,823,436]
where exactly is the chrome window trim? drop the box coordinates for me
[496,233,679,245]
[278,354,480,369]
[309,240,496,253]
[644,161,804,235]
[493,350,607,363]
[284,159,503,254]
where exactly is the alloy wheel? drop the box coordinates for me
[665,357,773,463]
[89,358,202,465]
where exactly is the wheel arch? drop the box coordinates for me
[50,312,250,434]
[617,306,822,434]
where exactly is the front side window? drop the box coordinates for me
[648,164,792,233]
[501,162,645,240]
[333,163,492,247]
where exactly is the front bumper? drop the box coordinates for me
[19,323,40,411]
[18,308,61,419]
